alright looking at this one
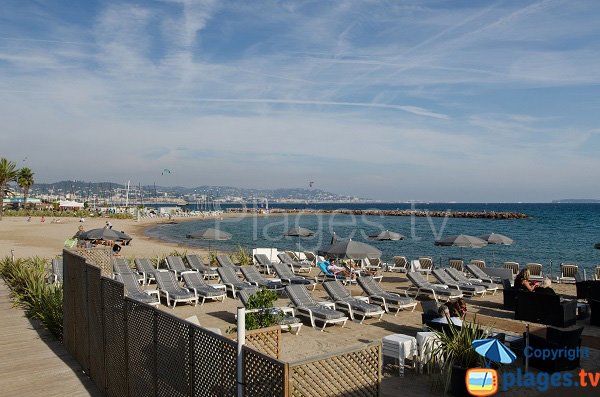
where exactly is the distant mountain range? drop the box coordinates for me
[552,199,600,203]
[28,180,364,202]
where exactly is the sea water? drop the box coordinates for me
[145,203,600,276]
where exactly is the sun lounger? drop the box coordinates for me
[406,272,463,302]
[113,257,144,283]
[363,257,384,272]
[303,251,317,266]
[503,262,520,276]
[285,285,348,331]
[559,263,578,284]
[465,264,498,284]
[386,256,408,273]
[323,281,385,323]
[272,263,316,290]
[444,267,497,294]
[356,276,417,315]
[186,254,219,280]
[417,257,433,276]
[134,258,165,285]
[525,263,544,282]
[470,259,486,269]
[595,265,600,281]
[315,261,352,284]
[50,257,63,284]
[277,252,311,274]
[238,290,302,334]
[165,255,197,280]
[155,271,198,308]
[216,255,242,273]
[432,269,486,297]
[448,259,464,272]
[181,272,226,305]
[253,254,275,274]
[115,272,160,306]
[216,267,258,298]
[240,266,285,291]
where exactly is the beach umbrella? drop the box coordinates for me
[186,228,232,251]
[479,233,513,266]
[435,234,487,260]
[80,228,131,242]
[325,239,382,260]
[283,227,315,237]
[472,338,516,365]
[283,227,315,254]
[368,230,406,241]
[330,232,338,245]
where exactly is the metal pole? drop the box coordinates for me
[524,323,529,372]
[11,249,15,263]
[237,307,245,397]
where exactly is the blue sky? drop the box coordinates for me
[1,0,599,202]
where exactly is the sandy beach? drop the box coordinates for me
[0,215,219,261]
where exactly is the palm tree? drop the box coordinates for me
[0,158,19,220]
[17,167,35,211]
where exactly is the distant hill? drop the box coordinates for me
[552,199,600,203]
[29,180,363,201]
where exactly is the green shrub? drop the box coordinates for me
[232,245,253,266]
[244,289,283,330]
[0,256,63,340]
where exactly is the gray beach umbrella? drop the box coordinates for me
[283,227,315,237]
[80,228,131,242]
[187,227,232,252]
[368,230,406,241]
[478,233,513,245]
[325,239,382,260]
[435,234,487,261]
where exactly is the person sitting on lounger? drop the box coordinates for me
[430,305,463,327]
[327,261,354,279]
[514,268,537,292]
[534,277,555,295]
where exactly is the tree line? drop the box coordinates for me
[0,157,35,220]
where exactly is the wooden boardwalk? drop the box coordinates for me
[0,281,101,397]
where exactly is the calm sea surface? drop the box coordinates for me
[145,203,600,276]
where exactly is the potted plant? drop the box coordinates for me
[429,320,487,396]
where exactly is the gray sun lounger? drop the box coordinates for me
[115,273,160,306]
[216,267,259,298]
[465,264,498,284]
[432,269,486,297]
[165,255,197,280]
[273,263,316,290]
[113,257,144,283]
[254,254,276,274]
[357,276,417,315]
[134,258,163,285]
[277,252,311,274]
[323,280,385,323]
[285,285,348,331]
[186,254,219,280]
[182,272,226,305]
[445,267,498,294]
[240,266,285,291]
[406,272,463,302]
[216,255,242,273]
[50,257,63,284]
[155,271,198,308]
[238,290,302,334]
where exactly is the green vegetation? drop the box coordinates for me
[232,245,253,266]
[0,157,19,220]
[0,256,63,340]
[244,289,283,330]
[17,167,34,210]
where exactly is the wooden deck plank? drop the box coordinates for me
[0,281,101,397]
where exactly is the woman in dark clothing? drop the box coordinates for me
[514,268,536,292]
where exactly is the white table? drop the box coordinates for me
[382,334,417,376]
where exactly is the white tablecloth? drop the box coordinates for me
[416,331,441,365]
[382,334,417,375]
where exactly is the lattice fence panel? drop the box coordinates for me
[245,326,281,359]
[243,346,287,397]
[62,250,79,361]
[191,326,237,396]
[288,343,381,397]
[126,299,156,397]
[72,247,112,275]
[156,311,191,397]
[103,277,127,397]
[87,264,105,390]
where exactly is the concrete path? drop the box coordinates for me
[0,281,101,397]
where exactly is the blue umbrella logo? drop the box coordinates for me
[472,338,516,365]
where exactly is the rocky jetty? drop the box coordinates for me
[261,208,529,219]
